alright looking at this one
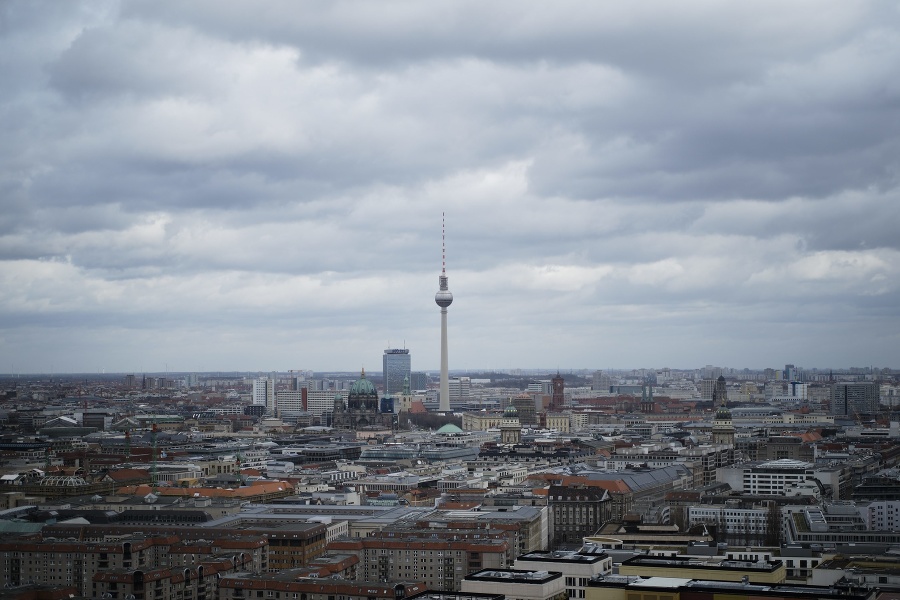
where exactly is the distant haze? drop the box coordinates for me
[1,1,899,373]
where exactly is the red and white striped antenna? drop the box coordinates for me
[442,212,446,275]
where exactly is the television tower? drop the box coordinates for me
[435,213,453,413]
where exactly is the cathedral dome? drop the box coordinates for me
[503,404,519,417]
[349,369,377,399]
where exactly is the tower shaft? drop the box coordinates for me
[439,308,450,412]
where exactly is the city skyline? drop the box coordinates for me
[1,2,899,373]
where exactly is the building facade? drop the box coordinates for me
[383,349,411,395]
[549,485,612,547]
[831,382,880,416]
[332,370,394,430]
[252,377,275,412]
[327,536,508,591]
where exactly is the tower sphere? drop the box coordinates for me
[435,289,453,308]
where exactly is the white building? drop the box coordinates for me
[863,500,900,531]
[450,376,472,401]
[275,389,306,415]
[307,390,348,419]
[252,377,275,412]
[688,505,772,538]
[718,459,815,496]
[461,569,566,600]
[514,549,612,600]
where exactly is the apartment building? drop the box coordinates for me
[327,536,509,591]
[219,572,426,600]
[0,535,267,596]
[92,557,239,600]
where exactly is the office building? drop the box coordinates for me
[449,376,471,402]
[383,348,411,394]
[409,371,428,391]
[592,370,611,392]
[831,382,880,417]
[549,485,612,547]
[275,388,307,415]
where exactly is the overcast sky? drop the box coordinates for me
[1,1,899,375]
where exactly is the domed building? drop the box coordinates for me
[711,375,735,447]
[332,369,395,431]
[500,403,521,445]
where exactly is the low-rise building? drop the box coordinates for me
[514,549,612,600]
[617,555,786,585]
[461,569,567,600]
[585,575,874,600]
[219,572,427,600]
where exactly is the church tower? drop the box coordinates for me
[641,381,655,414]
[551,371,565,409]
[500,404,521,445]
[711,375,735,447]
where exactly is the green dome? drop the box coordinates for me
[436,423,464,435]
[349,369,377,398]
[503,404,519,416]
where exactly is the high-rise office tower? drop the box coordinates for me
[434,213,453,413]
[383,348,411,395]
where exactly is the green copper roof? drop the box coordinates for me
[436,423,464,434]
[349,369,377,398]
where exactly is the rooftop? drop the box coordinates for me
[465,569,561,584]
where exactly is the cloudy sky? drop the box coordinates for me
[1,1,899,375]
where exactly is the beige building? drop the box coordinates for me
[514,550,612,600]
[462,412,503,431]
[545,413,570,433]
